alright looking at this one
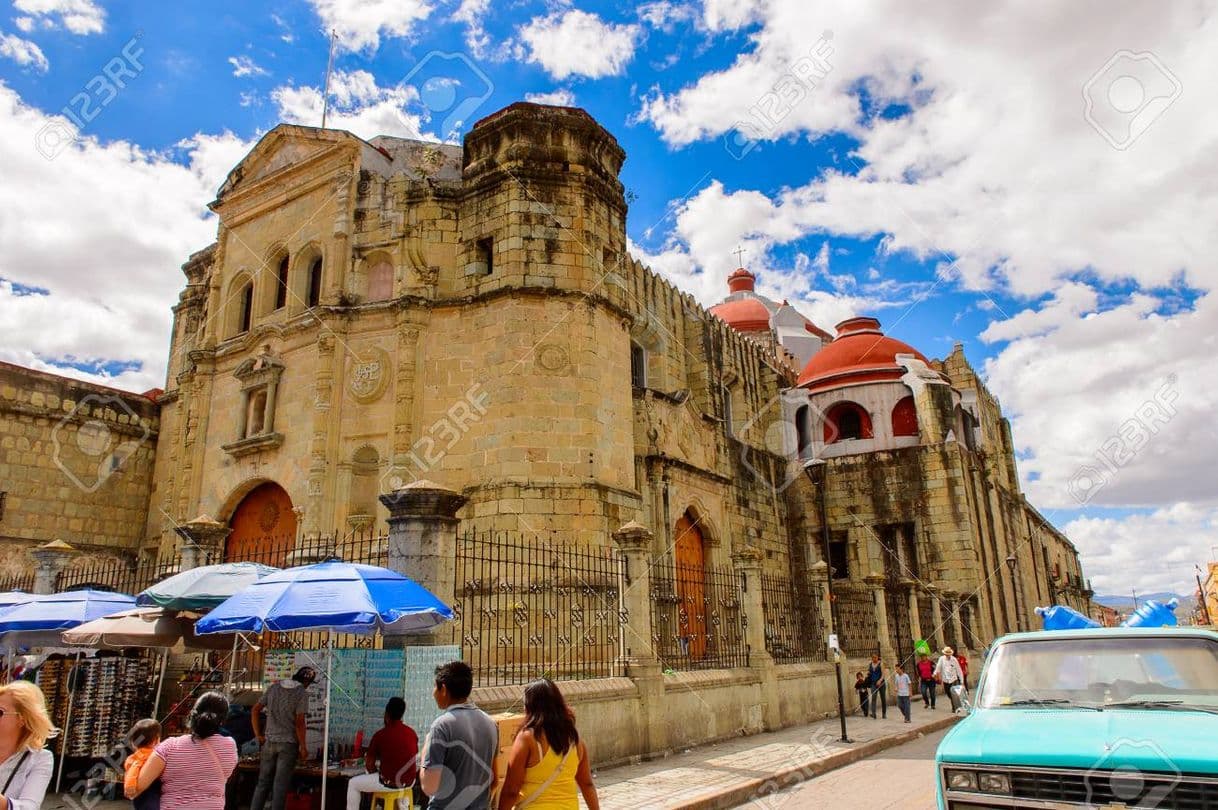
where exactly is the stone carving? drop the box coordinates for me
[348,346,392,403]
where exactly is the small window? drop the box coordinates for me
[828,531,849,580]
[892,396,918,437]
[795,404,811,459]
[274,255,289,310]
[307,258,323,307]
[0,491,7,522]
[247,389,268,437]
[367,260,393,301]
[630,342,646,388]
[477,237,494,275]
[824,401,872,443]
[238,283,253,333]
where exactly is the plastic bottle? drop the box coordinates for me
[1035,604,1101,630]
[1120,598,1179,628]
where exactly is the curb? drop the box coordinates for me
[672,715,960,810]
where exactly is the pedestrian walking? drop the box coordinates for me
[956,651,970,691]
[894,664,912,723]
[867,655,887,719]
[915,654,936,709]
[0,680,55,810]
[347,697,418,810]
[420,661,499,810]
[853,672,870,717]
[137,692,238,810]
[495,678,599,810]
[933,647,965,714]
[123,718,162,810]
[250,665,316,810]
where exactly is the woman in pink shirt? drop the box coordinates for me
[137,691,238,810]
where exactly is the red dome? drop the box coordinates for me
[797,317,931,392]
[727,267,756,293]
[710,296,771,331]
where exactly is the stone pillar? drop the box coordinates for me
[928,586,945,651]
[379,480,467,645]
[947,592,967,655]
[908,587,923,646]
[733,546,781,731]
[865,573,895,663]
[31,540,77,594]
[612,522,668,758]
[175,515,230,570]
[809,561,832,643]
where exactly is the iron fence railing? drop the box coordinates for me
[453,530,627,687]
[649,559,748,671]
[760,573,826,663]
[835,588,879,658]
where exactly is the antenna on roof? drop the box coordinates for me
[732,245,746,268]
[321,28,336,129]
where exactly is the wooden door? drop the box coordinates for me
[674,513,707,660]
[225,482,296,567]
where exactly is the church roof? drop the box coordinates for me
[796,316,931,392]
[709,296,773,332]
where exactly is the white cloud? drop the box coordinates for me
[306,0,432,52]
[1065,505,1218,596]
[519,10,639,80]
[638,1,698,32]
[12,0,104,35]
[0,31,48,72]
[525,88,576,107]
[270,13,294,44]
[0,82,251,393]
[14,17,35,33]
[271,70,435,142]
[454,0,492,57]
[700,0,762,32]
[228,55,268,78]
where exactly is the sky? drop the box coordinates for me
[1,0,1216,599]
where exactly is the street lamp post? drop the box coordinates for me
[803,457,851,744]
[1005,553,1023,632]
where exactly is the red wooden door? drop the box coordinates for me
[674,514,707,660]
[225,482,296,567]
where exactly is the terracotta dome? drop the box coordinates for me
[727,267,756,293]
[796,316,931,392]
[709,296,771,332]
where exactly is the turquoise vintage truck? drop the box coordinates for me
[935,627,1218,809]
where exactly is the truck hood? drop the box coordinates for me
[937,708,1218,775]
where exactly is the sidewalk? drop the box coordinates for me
[596,704,959,810]
[42,706,957,810]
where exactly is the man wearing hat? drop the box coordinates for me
[251,665,317,810]
[933,647,965,713]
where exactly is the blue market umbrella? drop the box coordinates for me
[138,561,280,611]
[194,560,452,635]
[0,589,136,634]
[195,561,452,810]
[0,591,34,610]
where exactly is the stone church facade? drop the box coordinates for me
[2,102,1089,758]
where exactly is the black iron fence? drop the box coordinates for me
[835,588,879,658]
[649,558,748,671]
[760,574,826,663]
[453,530,627,687]
[0,571,35,592]
[917,591,937,651]
[52,548,181,595]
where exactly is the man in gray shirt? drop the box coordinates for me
[420,661,498,809]
[251,665,316,810]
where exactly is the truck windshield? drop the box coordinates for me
[978,636,1218,709]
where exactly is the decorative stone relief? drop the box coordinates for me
[347,346,392,403]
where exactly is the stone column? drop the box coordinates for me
[946,592,967,655]
[808,561,832,644]
[733,546,781,731]
[175,515,230,570]
[865,573,895,663]
[612,522,668,758]
[908,587,923,646]
[31,540,77,594]
[379,480,467,645]
[928,586,945,651]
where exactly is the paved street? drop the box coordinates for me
[732,727,950,809]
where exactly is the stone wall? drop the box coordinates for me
[0,361,158,580]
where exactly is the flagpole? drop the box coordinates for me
[320,630,333,810]
[321,28,336,129]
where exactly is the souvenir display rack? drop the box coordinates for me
[36,655,154,757]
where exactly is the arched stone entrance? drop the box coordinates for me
[674,510,707,660]
[225,481,297,567]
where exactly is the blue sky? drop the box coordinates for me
[2,0,1216,597]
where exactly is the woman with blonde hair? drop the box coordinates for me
[496,679,598,810]
[0,680,55,810]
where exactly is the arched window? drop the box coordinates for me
[892,396,918,437]
[247,389,268,437]
[307,258,323,307]
[367,259,393,301]
[795,404,812,458]
[229,279,253,336]
[823,401,872,443]
[274,255,289,310]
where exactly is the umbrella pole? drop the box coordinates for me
[154,648,168,717]
[56,651,82,794]
[227,633,239,696]
[321,631,333,810]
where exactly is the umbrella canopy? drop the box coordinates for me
[137,562,280,611]
[60,606,235,651]
[0,589,136,634]
[0,592,35,610]
[195,561,453,635]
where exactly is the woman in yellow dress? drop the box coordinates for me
[496,679,599,810]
